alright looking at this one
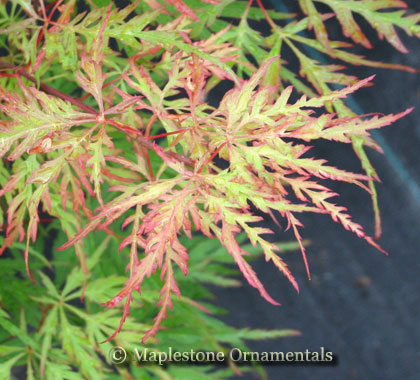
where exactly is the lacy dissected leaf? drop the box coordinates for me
[319,0,420,52]
[0,157,51,280]
[276,30,414,236]
[0,83,99,279]
[56,55,412,342]
[302,0,420,52]
[299,0,331,50]
[203,67,398,270]
[0,85,93,160]
[164,0,200,22]
[85,127,114,205]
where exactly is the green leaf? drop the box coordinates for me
[0,353,25,379]
[0,312,39,350]
[37,271,60,299]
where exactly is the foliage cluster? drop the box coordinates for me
[0,0,418,378]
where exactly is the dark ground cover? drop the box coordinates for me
[211,1,420,379]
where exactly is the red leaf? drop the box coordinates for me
[221,221,280,306]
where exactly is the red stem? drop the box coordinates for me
[37,0,63,47]
[255,0,278,29]
[198,142,227,173]
[145,113,157,137]
[145,153,154,181]
[0,60,195,170]
[146,129,186,140]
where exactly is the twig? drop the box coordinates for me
[0,60,196,169]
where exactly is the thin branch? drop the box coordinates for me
[0,60,196,169]
[107,120,195,169]
[0,60,95,114]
